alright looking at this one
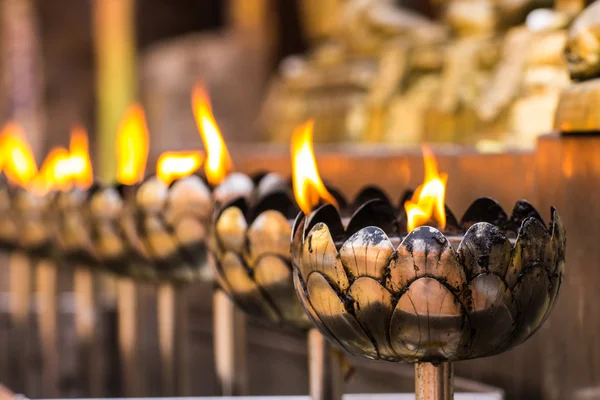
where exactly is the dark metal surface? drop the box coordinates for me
[291,198,566,363]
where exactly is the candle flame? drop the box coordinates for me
[191,83,232,185]
[0,123,38,188]
[405,145,447,232]
[156,151,204,185]
[116,104,149,185]
[291,120,337,215]
[33,147,73,194]
[69,125,93,189]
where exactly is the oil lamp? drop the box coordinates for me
[291,145,567,400]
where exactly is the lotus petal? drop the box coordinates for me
[250,192,297,222]
[347,277,398,360]
[301,223,349,291]
[352,186,392,210]
[247,210,292,264]
[210,252,232,293]
[165,176,212,224]
[509,266,551,347]
[508,200,544,232]
[219,251,280,322]
[173,217,207,247]
[293,270,345,345]
[303,204,344,244]
[460,274,517,358]
[215,206,248,254]
[254,255,307,326]
[387,226,466,294]
[291,213,305,268]
[461,197,508,229]
[506,217,552,288]
[545,208,566,318]
[340,227,394,280]
[142,215,181,261]
[346,199,398,238]
[307,272,377,359]
[458,223,511,279]
[390,277,469,361]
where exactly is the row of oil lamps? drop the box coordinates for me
[0,84,566,400]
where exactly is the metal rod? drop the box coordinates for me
[213,289,248,396]
[308,328,344,400]
[157,283,175,396]
[74,266,104,397]
[415,362,453,400]
[34,259,59,397]
[117,278,141,396]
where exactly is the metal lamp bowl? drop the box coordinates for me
[210,172,314,329]
[291,197,566,363]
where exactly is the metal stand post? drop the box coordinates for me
[415,362,453,400]
[308,328,343,400]
[213,289,247,396]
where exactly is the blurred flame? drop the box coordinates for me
[156,151,204,185]
[0,123,38,188]
[33,147,73,194]
[405,146,447,232]
[116,104,149,185]
[291,120,337,215]
[69,125,93,189]
[191,84,232,185]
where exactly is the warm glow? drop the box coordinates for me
[405,146,447,232]
[156,151,205,185]
[116,104,149,185]
[69,125,93,189]
[291,120,337,215]
[33,147,73,194]
[0,123,38,188]
[191,83,232,185]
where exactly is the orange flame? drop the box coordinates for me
[33,147,73,194]
[156,151,205,185]
[0,123,38,188]
[405,146,447,232]
[291,120,337,215]
[191,84,232,185]
[116,104,149,185]
[69,125,93,189]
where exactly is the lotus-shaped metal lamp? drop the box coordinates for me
[291,196,566,399]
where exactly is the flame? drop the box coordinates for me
[291,120,337,215]
[156,151,205,185]
[69,125,93,189]
[33,147,73,194]
[116,104,149,185]
[405,146,447,232]
[191,84,232,185]
[0,123,38,188]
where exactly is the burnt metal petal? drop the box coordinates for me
[340,226,394,281]
[249,191,297,222]
[390,277,469,362]
[172,218,207,248]
[544,208,566,322]
[247,210,292,264]
[347,277,398,360]
[506,217,552,289]
[254,255,308,327]
[218,251,281,323]
[461,197,508,229]
[507,266,551,348]
[458,222,511,279]
[346,199,398,238]
[387,226,466,294]
[301,223,350,292]
[507,200,544,232]
[352,186,392,209]
[460,274,517,358]
[293,270,348,349]
[307,272,378,359]
[303,204,344,244]
[215,206,248,254]
[210,252,232,293]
